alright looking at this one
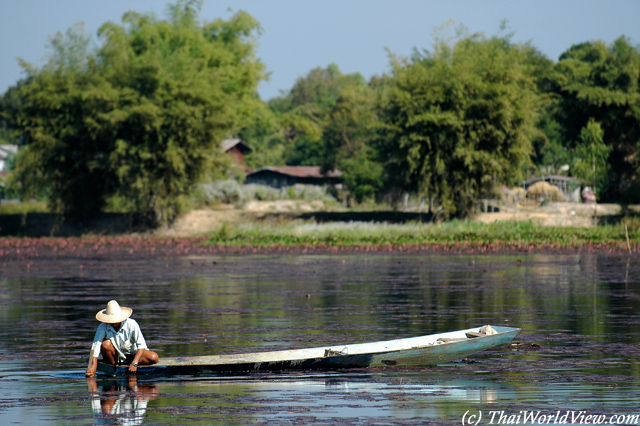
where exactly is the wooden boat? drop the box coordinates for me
[96,325,520,376]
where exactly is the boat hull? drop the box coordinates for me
[97,325,519,376]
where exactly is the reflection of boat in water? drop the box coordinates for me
[87,376,157,425]
[97,325,520,377]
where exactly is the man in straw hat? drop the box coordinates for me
[86,300,159,377]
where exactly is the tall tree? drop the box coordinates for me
[0,93,16,145]
[519,45,570,176]
[268,64,368,166]
[551,37,640,201]
[6,1,266,222]
[322,84,384,202]
[573,119,611,200]
[8,23,117,215]
[383,30,540,217]
[254,63,386,202]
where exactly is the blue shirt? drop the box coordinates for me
[90,318,148,362]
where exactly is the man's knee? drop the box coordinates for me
[100,339,117,364]
[148,351,159,365]
[101,339,116,357]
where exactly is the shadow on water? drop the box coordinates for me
[1,252,640,424]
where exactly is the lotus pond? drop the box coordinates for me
[1,248,639,425]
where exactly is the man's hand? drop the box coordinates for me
[128,349,145,374]
[86,356,98,377]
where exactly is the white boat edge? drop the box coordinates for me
[156,325,520,367]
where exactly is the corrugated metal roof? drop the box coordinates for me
[247,166,342,178]
[221,139,253,152]
[523,175,582,185]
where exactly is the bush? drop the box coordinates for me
[243,184,280,201]
[195,180,247,206]
[194,180,337,207]
[292,185,334,202]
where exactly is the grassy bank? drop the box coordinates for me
[0,201,48,215]
[1,220,638,260]
[205,219,639,249]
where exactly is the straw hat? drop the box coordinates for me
[96,300,132,323]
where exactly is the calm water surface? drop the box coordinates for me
[1,253,639,425]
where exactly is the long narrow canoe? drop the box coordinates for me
[97,325,520,376]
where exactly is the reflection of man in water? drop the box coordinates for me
[87,376,158,426]
[86,300,159,378]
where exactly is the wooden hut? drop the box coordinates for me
[221,139,253,170]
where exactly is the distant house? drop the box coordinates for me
[221,138,253,170]
[0,145,18,172]
[245,166,342,189]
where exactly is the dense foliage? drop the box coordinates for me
[4,1,265,222]
[2,7,639,219]
[549,37,640,202]
[382,32,540,217]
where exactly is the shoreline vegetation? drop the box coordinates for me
[204,220,639,248]
[3,4,640,226]
[1,220,638,259]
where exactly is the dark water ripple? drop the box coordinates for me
[1,252,640,424]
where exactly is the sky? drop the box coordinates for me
[2,0,640,100]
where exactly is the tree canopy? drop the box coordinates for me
[5,1,266,222]
[382,31,540,217]
[240,63,384,202]
[572,119,611,200]
[550,36,640,201]
[2,10,639,218]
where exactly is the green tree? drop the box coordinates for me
[551,37,640,201]
[383,29,539,217]
[322,84,384,202]
[256,63,385,202]
[7,23,117,215]
[0,87,17,169]
[5,1,266,222]
[518,45,571,176]
[0,118,13,145]
[531,108,572,175]
[268,64,368,166]
[573,119,611,200]
[236,101,285,170]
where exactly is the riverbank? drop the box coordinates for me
[161,201,639,237]
[2,201,638,238]
[0,219,638,261]
[1,201,638,257]
[202,219,639,250]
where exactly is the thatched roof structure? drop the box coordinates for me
[525,181,565,201]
